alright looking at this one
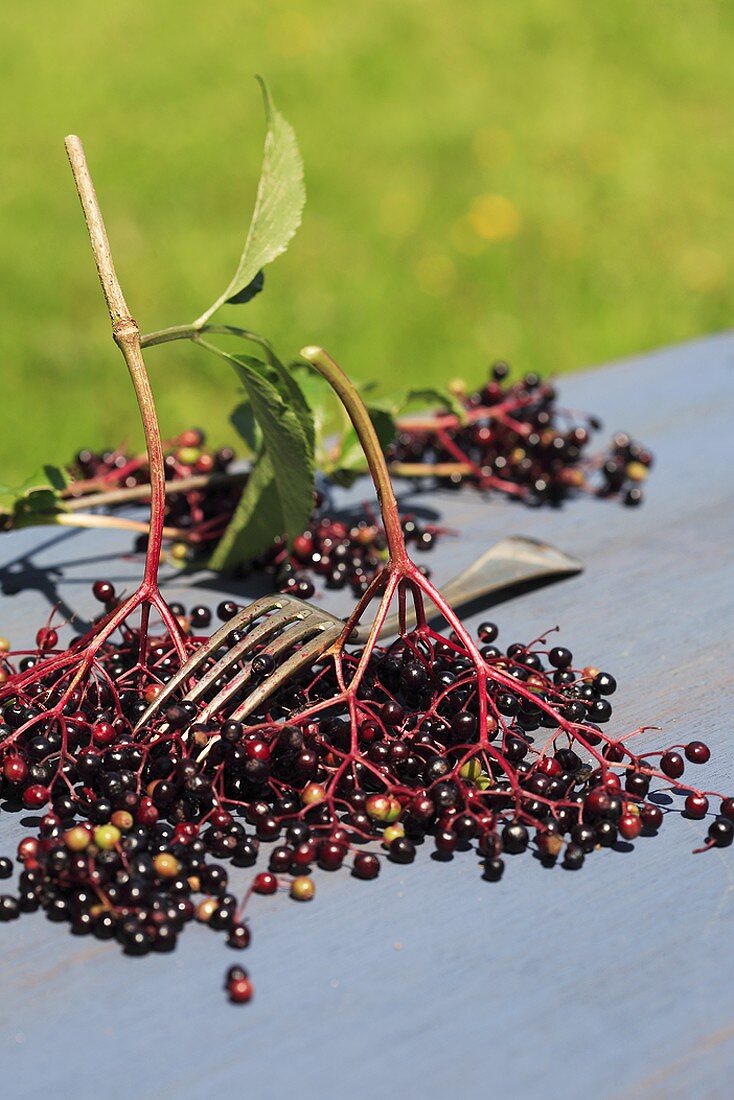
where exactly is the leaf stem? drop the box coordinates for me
[139,322,275,350]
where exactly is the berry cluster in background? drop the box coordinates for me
[64,362,652,593]
[387,361,652,506]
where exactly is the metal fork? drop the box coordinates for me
[134,534,582,731]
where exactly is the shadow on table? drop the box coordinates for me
[0,529,136,629]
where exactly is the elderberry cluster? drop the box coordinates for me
[71,428,236,490]
[0,586,730,1003]
[386,361,653,506]
[248,513,440,600]
[71,433,444,596]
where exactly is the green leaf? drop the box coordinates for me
[337,404,396,474]
[290,366,333,440]
[195,78,305,326]
[229,400,260,454]
[42,464,70,492]
[226,269,265,305]
[0,466,69,526]
[402,386,467,423]
[229,353,313,545]
[226,334,315,454]
[208,451,281,572]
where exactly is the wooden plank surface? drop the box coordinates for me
[0,334,733,1100]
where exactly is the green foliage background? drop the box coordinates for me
[1,0,732,481]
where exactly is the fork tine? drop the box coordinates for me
[194,615,338,724]
[180,605,309,709]
[195,626,341,762]
[133,594,297,731]
[230,625,341,722]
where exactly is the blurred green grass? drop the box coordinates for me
[1,0,732,482]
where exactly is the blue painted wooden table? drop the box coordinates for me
[0,335,733,1100]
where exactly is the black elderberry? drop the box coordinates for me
[504,736,529,762]
[432,781,459,809]
[251,653,275,677]
[594,672,617,695]
[596,821,618,847]
[483,857,504,881]
[93,912,117,940]
[502,823,529,854]
[0,896,20,921]
[563,844,585,870]
[561,700,586,724]
[46,896,71,922]
[388,837,416,864]
[590,699,613,723]
[217,601,239,622]
[571,824,596,853]
[708,820,734,847]
[549,647,573,669]
[497,692,520,716]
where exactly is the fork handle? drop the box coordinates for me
[348,535,582,643]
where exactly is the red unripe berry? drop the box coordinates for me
[292,841,317,869]
[92,721,116,747]
[173,822,198,842]
[365,793,401,823]
[92,580,115,603]
[22,784,49,809]
[292,534,313,561]
[721,798,734,821]
[209,808,233,829]
[228,976,254,1003]
[136,797,159,826]
[435,829,458,855]
[684,793,709,819]
[36,627,58,651]
[244,739,270,762]
[39,812,61,836]
[359,722,380,744]
[17,837,39,862]
[252,872,278,895]
[585,788,611,816]
[3,756,28,784]
[685,741,710,764]
[602,773,622,792]
[409,795,435,824]
[178,427,204,448]
[619,813,642,840]
[660,751,684,780]
[640,804,664,830]
[318,841,347,871]
[537,757,562,778]
[352,852,380,879]
[194,453,215,474]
